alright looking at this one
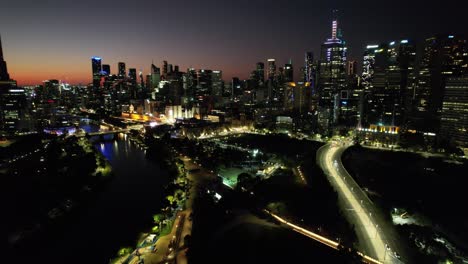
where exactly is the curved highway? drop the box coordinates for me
[317,143,406,264]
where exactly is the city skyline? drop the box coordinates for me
[1,0,466,85]
[3,2,468,263]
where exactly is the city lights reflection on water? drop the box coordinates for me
[22,123,170,263]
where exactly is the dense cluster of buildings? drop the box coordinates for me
[1,11,467,151]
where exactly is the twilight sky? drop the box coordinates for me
[1,0,466,85]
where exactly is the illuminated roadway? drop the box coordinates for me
[317,143,405,264]
[265,210,382,264]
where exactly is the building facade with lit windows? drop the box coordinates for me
[91,56,102,88]
[284,61,293,82]
[439,77,468,148]
[409,35,468,133]
[317,10,347,129]
[283,82,311,113]
[0,35,26,132]
[361,40,417,128]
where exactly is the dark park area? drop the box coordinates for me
[342,145,468,262]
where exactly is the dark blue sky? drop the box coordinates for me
[0,0,466,84]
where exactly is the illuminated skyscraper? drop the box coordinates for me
[361,40,417,127]
[231,77,242,98]
[150,63,161,91]
[91,56,102,88]
[361,45,379,91]
[0,35,25,131]
[347,60,357,76]
[284,82,311,113]
[267,59,276,80]
[118,62,126,77]
[304,52,314,82]
[102,64,111,76]
[284,60,293,82]
[256,62,265,85]
[413,35,468,116]
[196,69,213,99]
[318,10,347,127]
[211,70,223,97]
[266,59,277,101]
[440,77,468,148]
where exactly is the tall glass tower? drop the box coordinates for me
[91,56,102,88]
[318,10,347,126]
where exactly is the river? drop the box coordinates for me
[18,124,169,263]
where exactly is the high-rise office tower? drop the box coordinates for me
[174,65,179,72]
[196,69,213,98]
[0,34,10,81]
[231,77,242,98]
[102,64,111,76]
[304,52,314,82]
[284,60,293,82]
[91,56,102,88]
[362,45,379,91]
[129,68,137,82]
[413,35,468,117]
[361,40,417,127]
[42,79,60,99]
[284,82,312,114]
[118,62,126,77]
[267,59,276,80]
[304,52,319,98]
[439,77,468,148]
[162,60,168,77]
[211,70,223,97]
[0,86,25,131]
[0,35,25,131]
[266,59,277,101]
[347,60,357,76]
[183,68,197,104]
[150,63,161,91]
[256,62,265,85]
[128,68,137,98]
[318,10,347,126]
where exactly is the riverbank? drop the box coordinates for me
[110,135,192,264]
[8,131,171,264]
[7,135,113,253]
